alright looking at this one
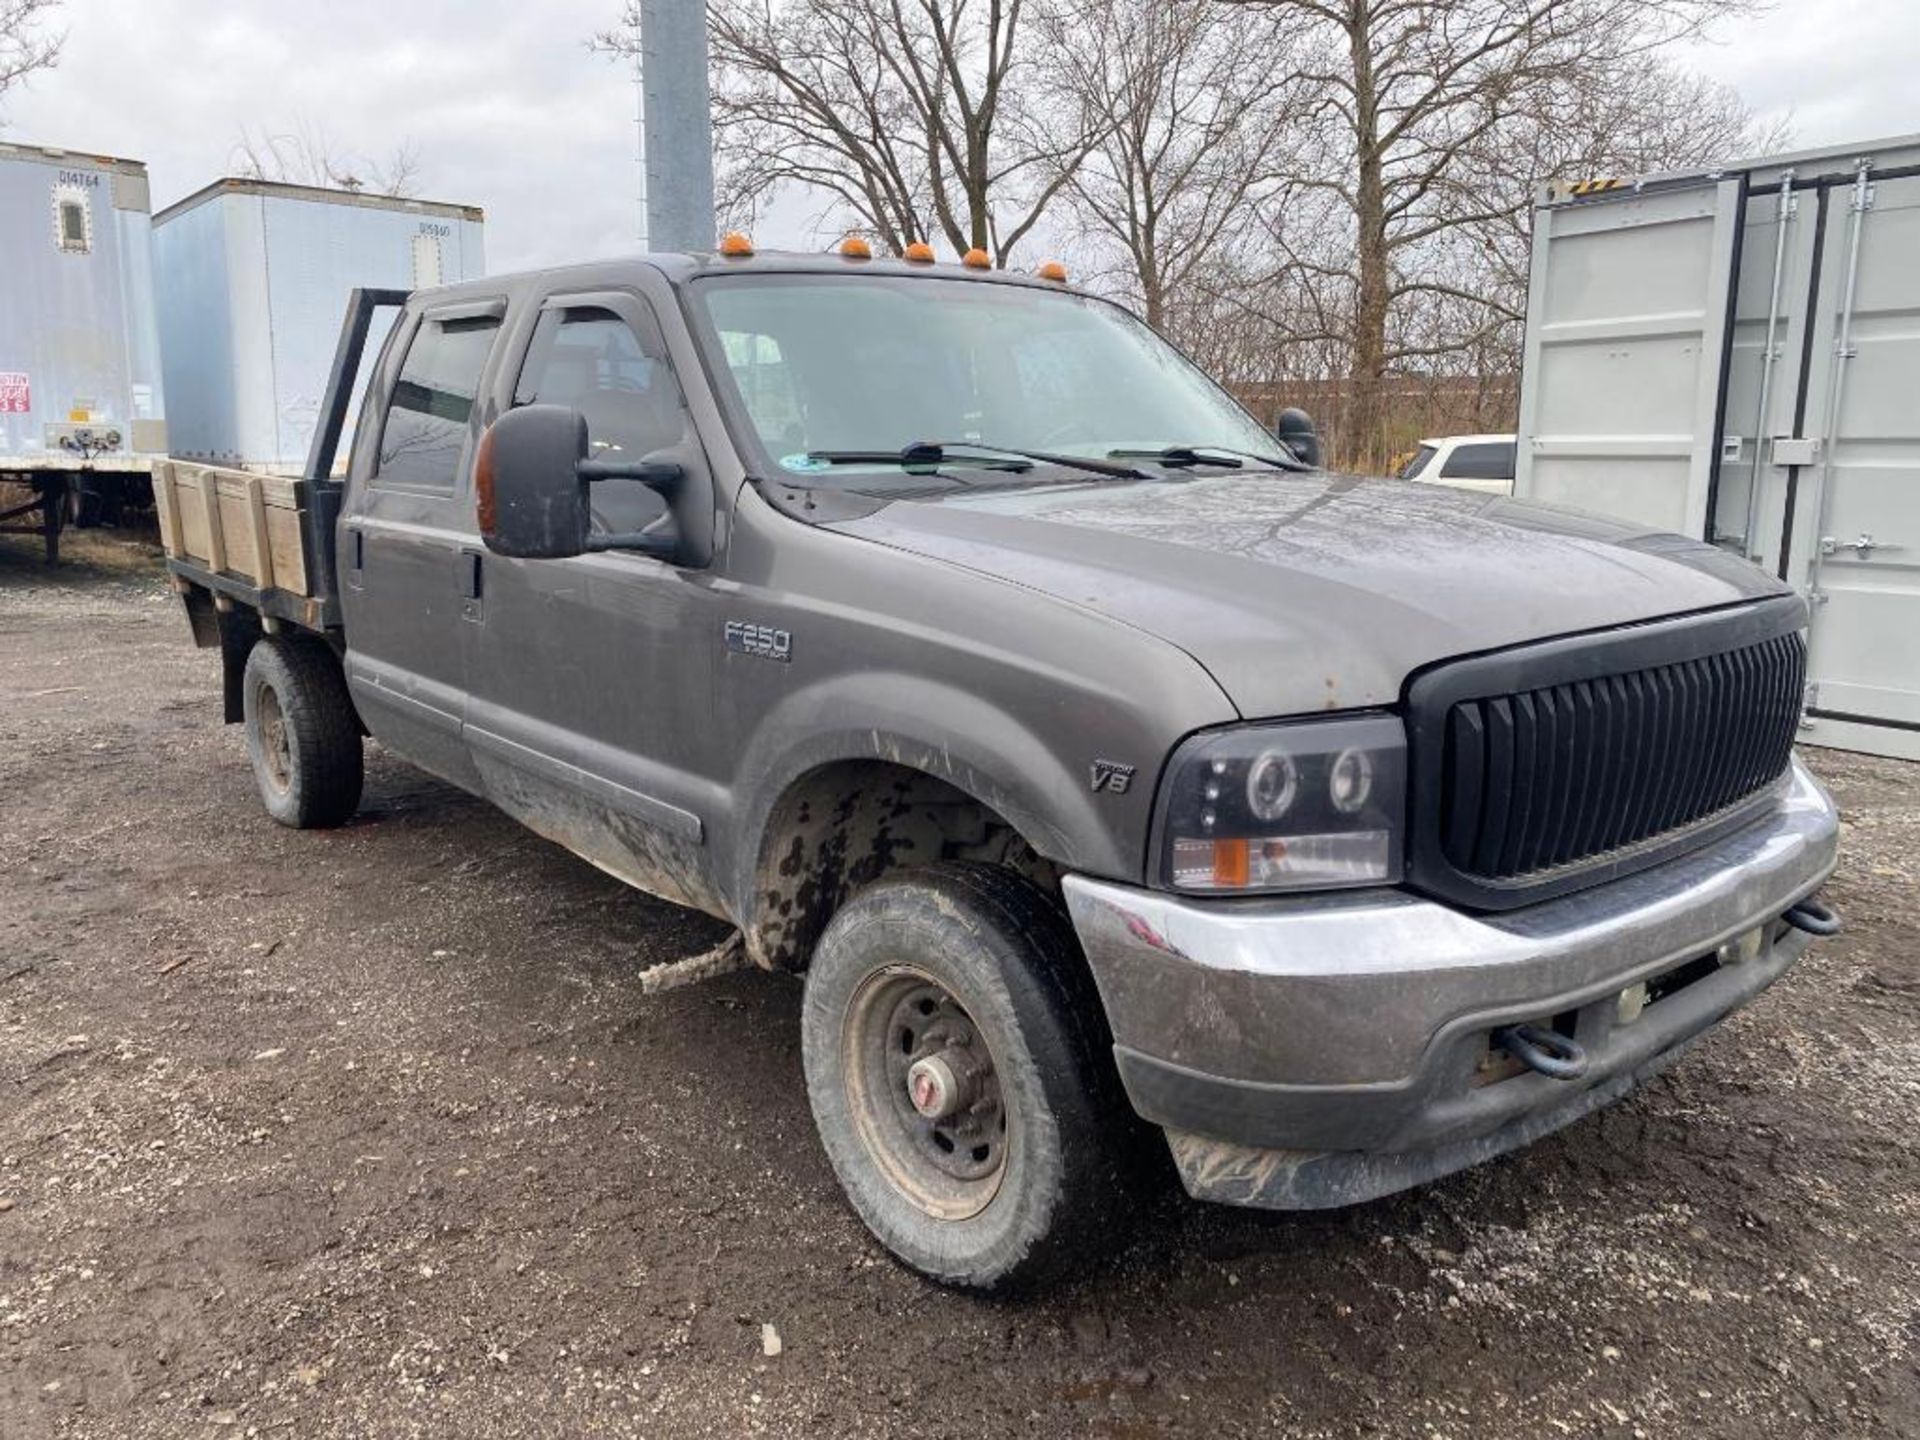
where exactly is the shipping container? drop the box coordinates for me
[0,140,168,557]
[1515,133,1920,761]
[153,178,484,475]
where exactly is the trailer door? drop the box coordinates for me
[1515,178,1743,538]
[1784,165,1920,759]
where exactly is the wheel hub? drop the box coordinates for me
[907,1052,967,1119]
[257,684,292,793]
[842,967,1009,1220]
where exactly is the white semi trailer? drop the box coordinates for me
[153,179,484,476]
[1516,134,1920,761]
[0,140,168,561]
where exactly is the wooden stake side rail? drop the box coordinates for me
[152,460,338,633]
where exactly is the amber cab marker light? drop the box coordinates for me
[961,247,991,270]
[839,235,873,259]
[718,231,755,258]
[1037,259,1068,283]
[903,240,936,263]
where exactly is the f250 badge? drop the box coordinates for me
[725,620,792,662]
[1090,760,1135,794]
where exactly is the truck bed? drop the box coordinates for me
[152,459,341,632]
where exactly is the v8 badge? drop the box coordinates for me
[1090,760,1135,794]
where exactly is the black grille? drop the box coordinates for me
[1406,598,1806,910]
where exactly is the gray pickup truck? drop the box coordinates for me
[155,245,1841,1290]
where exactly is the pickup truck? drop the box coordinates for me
[153,243,1842,1291]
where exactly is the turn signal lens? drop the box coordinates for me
[962,247,991,269]
[1171,833,1394,891]
[904,240,936,262]
[839,235,872,259]
[1211,839,1250,889]
[718,231,754,257]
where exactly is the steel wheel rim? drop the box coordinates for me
[257,684,292,793]
[842,964,1009,1222]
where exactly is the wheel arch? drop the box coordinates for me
[734,741,1077,972]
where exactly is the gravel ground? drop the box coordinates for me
[2,533,1917,1439]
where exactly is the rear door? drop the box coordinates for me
[338,299,503,786]
[1782,165,1920,758]
[1515,177,1743,535]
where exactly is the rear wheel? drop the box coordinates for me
[802,862,1129,1290]
[241,637,363,829]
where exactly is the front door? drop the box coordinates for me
[460,290,725,912]
[338,301,503,787]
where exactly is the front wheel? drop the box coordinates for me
[241,637,363,829]
[801,862,1130,1290]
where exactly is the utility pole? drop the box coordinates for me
[632,38,648,248]
[637,0,717,253]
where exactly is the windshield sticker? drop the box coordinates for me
[779,453,830,474]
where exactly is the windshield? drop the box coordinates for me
[688,273,1283,480]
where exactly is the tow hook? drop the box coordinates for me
[1492,1023,1590,1081]
[1784,897,1842,938]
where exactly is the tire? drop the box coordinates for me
[802,861,1130,1290]
[241,636,363,829]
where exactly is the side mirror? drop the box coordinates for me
[476,404,684,560]
[1274,407,1323,470]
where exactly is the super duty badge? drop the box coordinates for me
[725,620,792,663]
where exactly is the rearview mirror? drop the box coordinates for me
[476,404,685,560]
[1274,407,1323,470]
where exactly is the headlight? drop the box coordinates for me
[1158,714,1406,893]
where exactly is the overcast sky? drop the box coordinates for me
[3,0,1917,274]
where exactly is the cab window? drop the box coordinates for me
[377,315,500,491]
[513,306,685,534]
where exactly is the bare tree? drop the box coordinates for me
[0,0,62,117]
[602,0,1094,262]
[1040,0,1299,332]
[1460,57,1785,360]
[1234,0,1762,468]
[231,121,425,198]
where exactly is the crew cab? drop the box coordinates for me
[153,243,1841,1290]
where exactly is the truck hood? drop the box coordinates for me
[830,472,1788,717]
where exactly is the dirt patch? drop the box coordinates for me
[2,544,1916,1438]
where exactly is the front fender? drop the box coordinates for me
[722,671,1134,921]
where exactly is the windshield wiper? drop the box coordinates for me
[1109,444,1307,471]
[808,440,1149,481]
[806,444,1030,472]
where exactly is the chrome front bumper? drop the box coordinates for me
[1061,758,1840,1209]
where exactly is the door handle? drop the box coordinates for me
[457,547,484,622]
